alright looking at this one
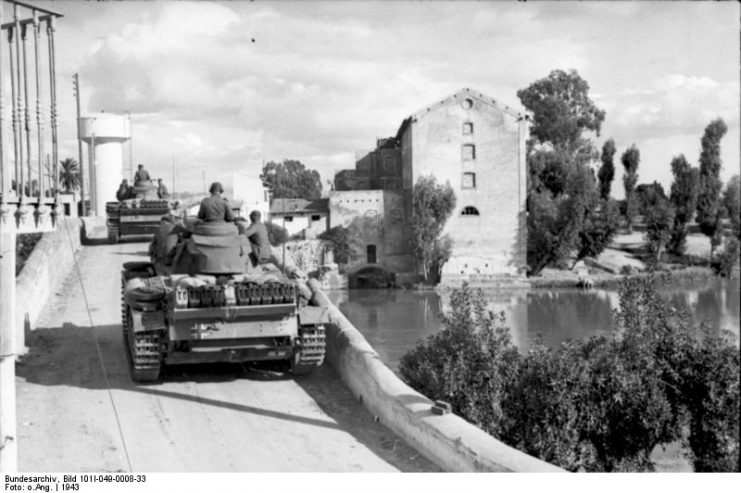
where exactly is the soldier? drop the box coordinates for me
[238,210,272,266]
[116,179,133,201]
[134,164,151,186]
[197,182,235,223]
[157,178,170,199]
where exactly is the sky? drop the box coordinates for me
[20,0,741,197]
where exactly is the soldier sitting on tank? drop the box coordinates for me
[157,178,170,199]
[237,210,272,267]
[116,179,135,201]
[134,164,151,186]
[149,214,184,265]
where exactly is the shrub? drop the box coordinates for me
[713,237,739,277]
[399,284,520,437]
[16,233,43,276]
[399,277,740,472]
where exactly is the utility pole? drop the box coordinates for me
[73,73,85,215]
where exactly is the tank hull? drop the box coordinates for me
[121,260,327,382]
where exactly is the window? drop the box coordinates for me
[366,244,377,264]
[311,215,321,221]
[462,122,473,135]
[462,172,476,189]
[461,206,480,216]
[462,144,475,160]
[284,216,293,222]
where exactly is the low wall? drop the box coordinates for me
[15,217,83,350]
[307,279,564,473]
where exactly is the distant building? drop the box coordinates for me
[332,88,529,284]
[269,198,330,239]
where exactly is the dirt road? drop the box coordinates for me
[15,241,437,472]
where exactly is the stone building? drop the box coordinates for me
[333,88,528,284]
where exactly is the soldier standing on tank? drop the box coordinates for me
[134,164,151,186]
[157,178,170,199]
[237,210,272,266]
[197,182,235,222]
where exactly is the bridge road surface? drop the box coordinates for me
[15,240,438,472]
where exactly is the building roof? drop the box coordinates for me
[270,198,329,215]
[395,87,530,139]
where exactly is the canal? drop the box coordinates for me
[327,277,740,371]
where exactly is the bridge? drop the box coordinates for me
[5,217,563,472]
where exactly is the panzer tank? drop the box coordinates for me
[106,180,177,243]
[120,220,327,382]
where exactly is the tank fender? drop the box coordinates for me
[130,309,167,333]
[297,305,329,327]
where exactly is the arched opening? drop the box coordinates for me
[461,206,480,216]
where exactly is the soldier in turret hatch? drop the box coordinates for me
[116,179,134,200]
[197,182,235,223]
[134,164,151,186]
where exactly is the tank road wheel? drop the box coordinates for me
[108,226,120,244]
[290,324,326,376]
[123,307,163,383]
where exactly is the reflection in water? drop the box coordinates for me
[328,279,740,371]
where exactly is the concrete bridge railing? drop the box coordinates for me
[307,278,564,473]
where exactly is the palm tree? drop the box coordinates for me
[58,158,81,193]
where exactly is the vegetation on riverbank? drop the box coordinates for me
[399,277,740,472]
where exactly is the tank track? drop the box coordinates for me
[121,268,163,382]
[126,325,163,383]
[291,325,326,375]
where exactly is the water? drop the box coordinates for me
[327,278,740,371]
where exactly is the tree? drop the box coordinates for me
[621,145,640,232]
[58,158,81,193]
[668,155,700,255]
[260,159,322,199]
[518,69,607,275]
[265,222,288,246]
[645,199,675,264]
[722,174,740,240]
[411,175,456,282]
[635,181,667,217]
[516,69,606,152]
[696,118,728,260]
[318,226,350,265]
[597,139,616,200]
[574,198,620,268]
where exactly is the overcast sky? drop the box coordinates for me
[37,0,741,196]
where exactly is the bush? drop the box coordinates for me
[399,277,740,472]
[399,284,520,437]
[713,237,739,277]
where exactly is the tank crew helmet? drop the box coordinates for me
[209,182,224,194]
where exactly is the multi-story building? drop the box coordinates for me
[332,88,529,284]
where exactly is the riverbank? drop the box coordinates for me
[529,265,717,289]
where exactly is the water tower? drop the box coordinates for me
[79,113,130,215]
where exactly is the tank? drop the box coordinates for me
[119,219,327,382]
[106,180,178,243]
